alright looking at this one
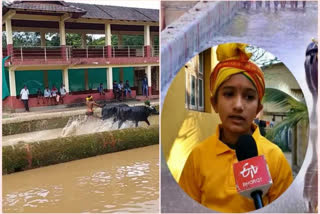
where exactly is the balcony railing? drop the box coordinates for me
[152,45,159,57]
[72,46,106,58]
[2,45,159,62]
[5,46,72,61]
[111,45,145,57]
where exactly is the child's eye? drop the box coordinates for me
[223,92,234,97]
[245,95,255,100]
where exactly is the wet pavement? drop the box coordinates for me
[210,2,318,110]
[3,99,159,123]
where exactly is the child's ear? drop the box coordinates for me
[257,103,263,115]
[211,96,218,113]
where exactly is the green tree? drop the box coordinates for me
[2,32,7,47]
[45,33,60,46]
[263,88,308,151]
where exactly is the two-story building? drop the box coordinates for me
[2,0,159,111]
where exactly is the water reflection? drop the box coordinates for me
[3,145,159,213]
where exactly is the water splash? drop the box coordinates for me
[60,116,136,137]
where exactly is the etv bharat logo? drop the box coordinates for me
[240,163,258,179]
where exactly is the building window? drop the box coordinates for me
[198,78,204,111]
[185,52,205,112]
[190,74,196,109]
[199,53,204,74]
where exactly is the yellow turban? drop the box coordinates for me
[86,96,93,101]
[210,43,265,102]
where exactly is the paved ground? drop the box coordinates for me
[3,98,159,123]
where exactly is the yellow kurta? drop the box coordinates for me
[179,124,293,213]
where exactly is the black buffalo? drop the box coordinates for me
[116,105,159,128]
[101,104,129,120]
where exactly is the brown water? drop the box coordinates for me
[3,144,159,213]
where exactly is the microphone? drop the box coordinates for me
[233,135,273,209]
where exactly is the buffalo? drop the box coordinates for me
[101,104,159,129]
[101,103,129,120]
[116,105,159,128]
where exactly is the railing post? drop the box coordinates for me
[86,46,88,58]
[113,46,115,57]
[128,46,130,57]
[142,46,145,57]
[66,47,68,61]
[103,46,105,58]
[20,47,23,61]
[44,46,47,61]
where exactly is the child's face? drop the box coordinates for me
[212,74,263,135]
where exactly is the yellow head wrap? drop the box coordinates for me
[86,96,93,101]
[210,43,265,102]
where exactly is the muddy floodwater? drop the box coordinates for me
[3,144,159,213]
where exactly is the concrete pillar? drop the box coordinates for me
[8,67,16,96]
[59,20,67,60]
[151,34,154,46]
[63,67,69,92]
[150,34,155,56]
[107,67,113,90]
[120,68,124,82]
[105,23,112,58]
[59,20,66,46]
[5,19,13,57]
[146,65,152,96]
[144,25,150,46]
[40,32,46,47]
[81,33,86,48]
[84,69,89,90]
[144,25,151,57]
[43,70,48,87]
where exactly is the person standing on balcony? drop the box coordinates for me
[44,87,51,105]
[142,74,148,98]
[20,85,29,112]
[59,84,67,104]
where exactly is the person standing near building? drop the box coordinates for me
[179,43,293,212]
[124,80,132,98]
[142,75,148,98]
[36,88,44,104]
[98,83,105,95]
[113,80,120,100]
[44,87,51,105]
[51,85,58,105]
[59,84,67,104]
[20,85,29,112]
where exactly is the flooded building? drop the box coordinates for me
[2,0,159,111]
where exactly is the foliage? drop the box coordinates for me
[246,45,281,68]
[263,88,308,151]
[3,125,159,174]
[3,32,41,47]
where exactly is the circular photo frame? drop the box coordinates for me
[161,1,317,213]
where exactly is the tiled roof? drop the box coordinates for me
[69,3,158,22]
[3,1,159,23]
[3,1,86,14]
